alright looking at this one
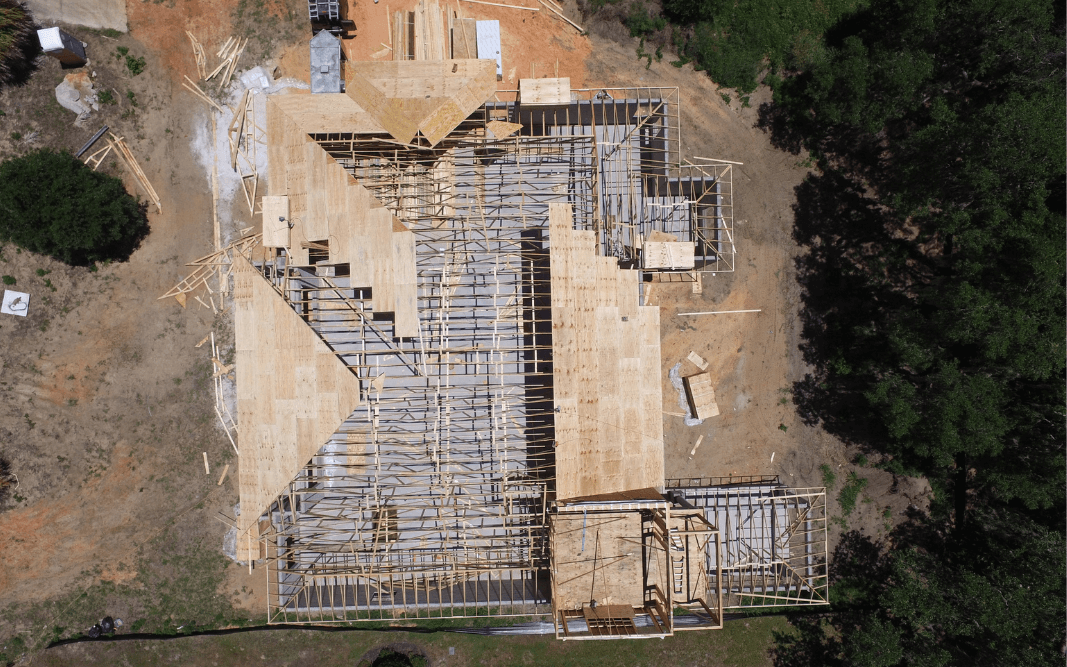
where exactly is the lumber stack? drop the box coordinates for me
[393,0,448,61]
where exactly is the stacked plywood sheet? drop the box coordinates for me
[233,255,363,535]
[549,203,665,499]
[683,372,719,419]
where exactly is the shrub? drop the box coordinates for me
[626,2,666,38]
[819,463,837,489]
[1,274,13,284]
[125,54,146,76]
[97,89,115,105]
[0,149,149,265]
[838,471,868,516]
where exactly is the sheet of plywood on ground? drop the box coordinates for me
[550,511,645,610]
[519,77,570,106]
[232,254,363,534]
[549,203,664,500]
[683,372,719,419]
[345,60,497,146]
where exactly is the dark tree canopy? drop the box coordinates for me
[769,0,1066,513]
[755,0,1065,664]
[0,149,149,266]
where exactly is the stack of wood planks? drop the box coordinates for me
[393,0,448,61]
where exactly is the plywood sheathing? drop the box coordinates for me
[549,203,665,500]
[519,77,570,106]
[550,511,647,611]
[265,96,419,338]
[486,119,522,138]
[642,241,696,270]
[261,195,290,248]
[233,254,363,534]
[452,18,478,58]
[268,92,386,134]
[344,59,498,146]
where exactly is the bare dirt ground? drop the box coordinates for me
[0,0,930,663]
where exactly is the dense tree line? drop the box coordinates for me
[755,0,1065,664]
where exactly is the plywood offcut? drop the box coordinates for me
[233,255,363,534]
[520,77,571,106]
[550,203,665,500]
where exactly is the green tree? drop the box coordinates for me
[770,0,1065,518]
[776,513,1066,667]
[0,149,149,266]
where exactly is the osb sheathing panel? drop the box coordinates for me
[549,203,665,500]
[233,255,363,533]
[345,59,497,147]
[551,511,647,610]
[265,97,419,338]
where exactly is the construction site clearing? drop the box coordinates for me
[159,9,829,640]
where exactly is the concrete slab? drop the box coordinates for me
[24,0,127,33]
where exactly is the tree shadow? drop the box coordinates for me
[0,3,42,88]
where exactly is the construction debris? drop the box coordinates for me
[186,30,207,79]
[80,131,162,213]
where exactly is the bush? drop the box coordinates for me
[0,149,149,265]
[125,54,146,76]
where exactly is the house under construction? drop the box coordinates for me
[228,54,827,639]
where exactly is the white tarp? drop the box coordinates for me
[1,290,30,317]
[476,20,502,77]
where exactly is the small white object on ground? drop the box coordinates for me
[1,290,30,317]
